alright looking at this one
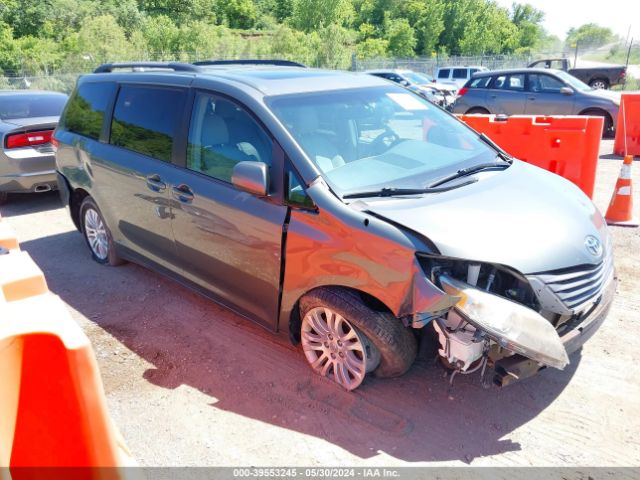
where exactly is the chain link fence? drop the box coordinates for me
[352,54,536,75]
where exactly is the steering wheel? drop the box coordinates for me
[370,128,402,153]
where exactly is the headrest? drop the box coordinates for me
[201,114,229,145]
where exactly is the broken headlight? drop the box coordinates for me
[438,274,569,369]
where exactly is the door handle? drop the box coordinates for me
[172,184,194,203]
[146,174,166,192]
[528,96,536,101]
[489,94,497,99]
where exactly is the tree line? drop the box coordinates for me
[0,0,615,75]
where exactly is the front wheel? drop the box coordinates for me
[299,288,417,390]
[581,109,614,138]
[80,197,124,266]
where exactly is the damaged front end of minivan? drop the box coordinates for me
[411,253,615,387]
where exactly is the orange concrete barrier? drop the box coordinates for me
[0,216,135,478]
[0,251,48,303]
[0,222,19,251]
[614,93,640,156]
[457,115,603,198]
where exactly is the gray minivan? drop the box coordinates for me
[54,62,615,391]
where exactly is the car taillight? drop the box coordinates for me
[458,87,469,97]
[4,130,53,149]
[51,136,59,152]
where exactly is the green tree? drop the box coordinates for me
[0,0,52,37]
[396,0,445,55]
[440,0,518,55]
[0,21,20,75]
[566,23,614,49]
[385,18,416,57]
[140,0,216,25]
[291,0,354,32]
[78,15,130,64]
[356,37,388,58]
[511,3,544,51]
[222,0,258,29]
[142,15,180,59]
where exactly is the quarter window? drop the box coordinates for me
[110,85,186,162]
[59,82,115,140]
[187,93,273,183]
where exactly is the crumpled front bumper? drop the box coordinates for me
[494,270,616,386]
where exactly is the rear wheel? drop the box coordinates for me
[589,78,609,90]
[299,288,417,390]
[0,192,7,206]
[80,197,124,266]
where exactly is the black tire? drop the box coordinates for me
[466,107,490,114]
[0,192,8,206]
[580,109,614,138]
[79,197,124,266]
[589,78,609,90]
[299,288,417,378]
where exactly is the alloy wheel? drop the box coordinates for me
[301,306,380,390]
[84,208,109,261]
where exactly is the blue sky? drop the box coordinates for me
[493,0,640,40]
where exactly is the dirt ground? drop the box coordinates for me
[2,139,639,467]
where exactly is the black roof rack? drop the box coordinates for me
[193,59,306,68]
[93,62,201,73]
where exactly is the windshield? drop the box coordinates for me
[0,94,68,121]
[554,71,591,92]
[403,72,434,85]
[268,86,498,197]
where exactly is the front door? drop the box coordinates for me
[168,92,287,329]
[525,73,575,115]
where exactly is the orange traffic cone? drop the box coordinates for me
[605,155,638,227]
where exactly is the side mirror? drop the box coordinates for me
[560,86,573,95]
[231,161,268,196]
[400,80,410,87]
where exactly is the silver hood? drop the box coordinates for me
[361,161,610,274]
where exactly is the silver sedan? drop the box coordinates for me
[0,90,68,204]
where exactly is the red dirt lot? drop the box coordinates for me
[2,139,639,466]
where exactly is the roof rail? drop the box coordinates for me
[93,62,201,73]
[193,59,306,68]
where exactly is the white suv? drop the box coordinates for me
[435,66,488,89]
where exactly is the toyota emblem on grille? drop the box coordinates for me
[585,235,603,258]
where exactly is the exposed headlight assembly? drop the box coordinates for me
[438,274,569,369]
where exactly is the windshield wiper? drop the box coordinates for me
[478,133,514,162]
[343,178,477,199]
[428,160,510,188]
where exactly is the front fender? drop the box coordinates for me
[278,181,455,332]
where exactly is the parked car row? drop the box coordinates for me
[366,69,457,109]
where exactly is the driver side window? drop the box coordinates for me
[187,93,273,183]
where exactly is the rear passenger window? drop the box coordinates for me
[110,85,186,162]
[59,82,115,140]
[437,69,450,79]
[452,68,467,79]
[469,77,491,89]
[187,92,273,183]
[492,74,525,91]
